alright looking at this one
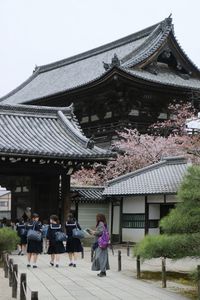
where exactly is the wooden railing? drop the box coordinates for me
[3,253,39,300]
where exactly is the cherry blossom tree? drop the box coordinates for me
[72,101,200,186]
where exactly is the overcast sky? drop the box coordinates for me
[0,0,200,97]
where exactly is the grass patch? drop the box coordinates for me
[180,289,197,300]
[141,270,194,285]
[140,271,197,299]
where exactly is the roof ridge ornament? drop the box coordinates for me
[86,136,95,149]
[161,15,172,32]
[103,53,121,71]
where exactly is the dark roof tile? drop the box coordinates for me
[0,104,113,160]
[103,157,189,195]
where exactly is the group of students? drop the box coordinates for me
[16,212,110,277]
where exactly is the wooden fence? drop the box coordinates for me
[3,253,39,300]
[118,242,200,297]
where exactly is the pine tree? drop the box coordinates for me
[135,166,200,259]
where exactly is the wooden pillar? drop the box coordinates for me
[144,196,149,235]
[61,173,71,227]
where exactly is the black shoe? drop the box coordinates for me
[68,263,73,267]
[18,250,22,256]
[73,264,76,268]
[55,264,59,268]
[33,265,37,269]
[27,264,31,268]
[50,262,54,266]
[97,272,106,277]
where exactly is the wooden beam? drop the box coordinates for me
[145,196,149,235]
[61,173,71,227]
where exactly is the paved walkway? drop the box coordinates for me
[8,248,191,300]
[0,268,12,300]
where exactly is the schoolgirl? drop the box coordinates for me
[16,217,27,255]
[26,213,42,268]
[47,215,65,267]
[65,213,83,267]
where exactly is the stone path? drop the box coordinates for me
[7,248,190,300]
[0,268,12,300]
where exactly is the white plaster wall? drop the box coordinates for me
[123,196,145,213]
[147,194,164,203]
[122,228,144,242]
[148,228,160,235]
[166,194,177,203]
[149,204,160,219]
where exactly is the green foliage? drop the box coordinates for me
[135,233,200,259]
[135,165,200,259]
[0,227,19,253]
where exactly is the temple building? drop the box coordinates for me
[1,16,200,146]
[0,104,112,222]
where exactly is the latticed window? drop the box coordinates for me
[122,214,145,228]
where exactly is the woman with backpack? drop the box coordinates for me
[47,215,65,267]
[26,213,42,268]
[65,213,83,267]
[16,217,27,255]
[89,213,110,277]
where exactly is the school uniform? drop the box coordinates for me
[65,220,83,253]
[26,221,42,254]
[16,222,27,245]
[47,224,65,254]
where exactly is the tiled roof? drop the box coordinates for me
[1,17,199,105]
[0,104,113,160]
[122,66,200,90]
[103,157,189,196]
[71,186,104,202]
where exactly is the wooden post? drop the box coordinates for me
[31,291,38,300]
[91,248,94,262]
[127,241,130,256]
[20,273,26,300]
[118,250,121,271]
[162,257,167,288]
[197,265,200,300]
[12,264,18,298]
[3,253,8,278]
[136,255,141,279]
[8,258,13,287]
[81,243,84,259]
[61,173,71,227]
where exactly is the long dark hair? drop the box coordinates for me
[96,213,107,227]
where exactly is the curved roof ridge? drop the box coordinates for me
[37,22,160,73]
[0,69,40,102]
[122,17,173,68]
[0,103,73,116]
[170,31,200,73]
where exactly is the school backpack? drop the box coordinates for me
[98,226,110,249]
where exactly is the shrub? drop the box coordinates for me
[0,227,19,253]
[134,233,200,260]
